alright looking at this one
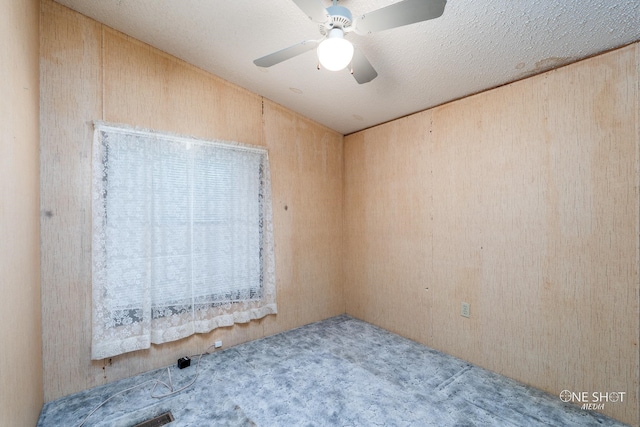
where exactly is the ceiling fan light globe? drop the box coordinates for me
[317,31,354,71]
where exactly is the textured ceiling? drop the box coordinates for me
[54,0,640,135]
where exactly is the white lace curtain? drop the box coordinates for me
[91,122,276,360]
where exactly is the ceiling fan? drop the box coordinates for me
[253,0,447,84]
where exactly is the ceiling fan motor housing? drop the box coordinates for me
[321,5,353,34]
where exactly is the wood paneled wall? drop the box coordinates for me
[0,0,43,425]
[40,0,343,401]
[344,44,639,425]
[0,0,43,426]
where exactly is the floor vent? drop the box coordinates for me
[132,411,175,427]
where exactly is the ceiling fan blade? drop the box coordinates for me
[350,48,377,84]
[254,40,320,68]
[292,0,331,23]
[355,0,446,34]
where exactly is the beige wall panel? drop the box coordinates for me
[102,29,263,146]
[344,44,639,425]
[344,112,433,345]
[538,46,638,421]
[40,0,103,403]
[428,76,551,370]
[40,0,344,401]
[262,100,344,336]
[0,0,42,425]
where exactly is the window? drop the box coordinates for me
[91,122,276,360]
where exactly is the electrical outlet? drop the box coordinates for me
[214,340,222,348]
[461,302,470,318]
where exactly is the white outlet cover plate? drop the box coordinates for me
[461,302,470,318]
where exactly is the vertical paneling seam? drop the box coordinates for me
[341,130,346,314]
[429,114,434,343]
[341,126,347,315]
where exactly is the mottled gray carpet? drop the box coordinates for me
[38,315,627,426]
